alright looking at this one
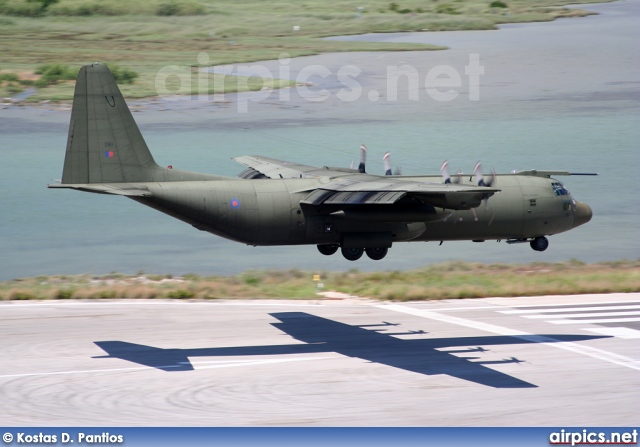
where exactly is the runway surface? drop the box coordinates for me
[1,293,638,426]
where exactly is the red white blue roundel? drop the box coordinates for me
[230,198,240,209]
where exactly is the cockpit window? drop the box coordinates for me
[551,182,570,196]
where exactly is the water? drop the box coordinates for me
[1,0,638,280]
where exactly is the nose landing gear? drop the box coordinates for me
[317,244,339,256]
[530,236,549,252]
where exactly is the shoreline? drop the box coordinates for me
[1,0,614,107]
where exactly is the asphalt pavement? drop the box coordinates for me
[1,293,638,426]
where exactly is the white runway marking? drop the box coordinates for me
[418,305,505,312]
[524,310,640,319]
[0,365,179,379]
[496,298,640,308]
[550,317,640,324]
[500,304,640,314]
[0,357,333,380]
[379,304,640,371]
[584,327,640,339]
[188,356,335,370]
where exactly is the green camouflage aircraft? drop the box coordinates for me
[49,63,595,261]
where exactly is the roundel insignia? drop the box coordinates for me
[230,198,240,209]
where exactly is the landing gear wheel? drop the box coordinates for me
[365,247,388,261]
[317,244,339,256]
[530,237,549,252]
[341,246,364,261]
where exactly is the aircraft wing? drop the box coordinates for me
[513,170,599,177]
[233,155,499,210]
[233,155,335,179]
[303,178,498,210]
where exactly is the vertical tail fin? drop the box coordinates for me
[62,63,162,184]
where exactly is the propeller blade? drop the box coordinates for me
[383,151,392,176]
[474,161,485,186]
[475,162,497,187]
[441,160,451,184]
[358,144,367,173]
[441,160,461,184]
[487,167,497,187]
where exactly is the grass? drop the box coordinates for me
[1,260,638,301]
[0,0,612,100]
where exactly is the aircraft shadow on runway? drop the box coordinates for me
[93,312,607,388]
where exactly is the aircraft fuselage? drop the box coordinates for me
[133,173,591,248]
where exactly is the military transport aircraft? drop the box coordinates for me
[49,64,595,261]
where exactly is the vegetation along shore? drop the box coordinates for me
[0,0,612,100]
[2,260,638,301]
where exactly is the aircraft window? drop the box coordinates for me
[551,182,570,196]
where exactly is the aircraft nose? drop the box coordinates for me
[573,201,592,228]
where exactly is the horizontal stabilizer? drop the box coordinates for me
[48,183,152,196]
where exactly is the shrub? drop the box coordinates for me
[167,289,195,299]
[92,290,117,299]
[490,1,508,8]
[105,63,138,85]
[0,0,42,16]
[53,289,74,299]
[436,4,460,14]
[41,0,206,16]
[29,0,59,11]
[0,73,20,82]
[389,3,412,13]
[156,2,180,16]
[6,84,23,94]
[34,64,77,87]
[10,291,37,300]
[242,274,261,286]
[156,1,206,16]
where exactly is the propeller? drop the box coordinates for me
[383,152,402,176]
[474,161,496,187]
[383,152,392,176]
[441,160,461,184]
[473,161,497,224]
[358,144,367,173]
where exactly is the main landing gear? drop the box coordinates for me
[365,247,388,260]
[317,245,389,261]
